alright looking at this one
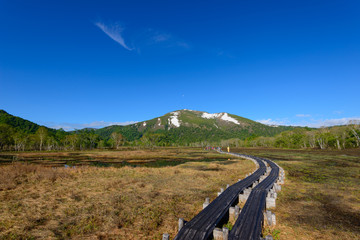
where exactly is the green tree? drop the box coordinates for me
[64,134,79,150]
[88,132,99,149]
[0,123,14,150]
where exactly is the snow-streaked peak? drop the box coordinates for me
[201,112,240,125]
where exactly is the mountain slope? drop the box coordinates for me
[95,110,295,143]
[0,110,50,134]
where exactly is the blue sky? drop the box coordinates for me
[0,0,359,130]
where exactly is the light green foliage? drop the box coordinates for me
[223,221,233,230]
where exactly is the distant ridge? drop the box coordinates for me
[94,109,295,143]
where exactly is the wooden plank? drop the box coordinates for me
[229,158,279,240]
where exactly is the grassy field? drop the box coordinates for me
[0,147,359,239]
[231,148,360,240]
[0,148,255,239]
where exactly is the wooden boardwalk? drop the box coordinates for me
[229,158,279,240]
[173,153,280,240]
[174,154,266,240]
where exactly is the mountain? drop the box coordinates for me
[0,110,54,134]
[95,109,295,144]
[0,109,298,145]
[1,109,357,151]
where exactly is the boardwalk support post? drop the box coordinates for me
[235,205,240,218]
[265,210,276,226]
[203,197,210,209]
[218,188,224,196]
[266,194,276,209]
[229,207,236,222]
[239,188,251,202]
[178,218,184,232]
[272,212,276,226]
[162,233,170,240]
[222,227,229,240]
[213,228,223,240]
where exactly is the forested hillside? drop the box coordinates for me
[1,109,359,151]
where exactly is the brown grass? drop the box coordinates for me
[0,163,72,191]
[0,148,255,239]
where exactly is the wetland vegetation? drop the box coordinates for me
[0,147,359,239]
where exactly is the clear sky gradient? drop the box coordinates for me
[1,0,359,130]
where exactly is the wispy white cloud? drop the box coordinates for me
[256,119,287,126]
[95,21,133,50]
[152,33,171,42]
[94,21,190,53]
[304,117,360,128]
[296,114,311,117]
[256,117,360,128]
[145,29,190,49]
[45,121,138,131]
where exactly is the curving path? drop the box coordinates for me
[174,153,266,240]
[172,152,282,240]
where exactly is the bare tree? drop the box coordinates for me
[111,132,124,149]
[349,120,360,147]
[36,127,48,151]
[13,133,26,151]
[46,136,58,151]
[316,127,329,149]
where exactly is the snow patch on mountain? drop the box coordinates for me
[201,112,240,125]
[221,113,240,125]
[202,112,222,119]
[168,111,181,127]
